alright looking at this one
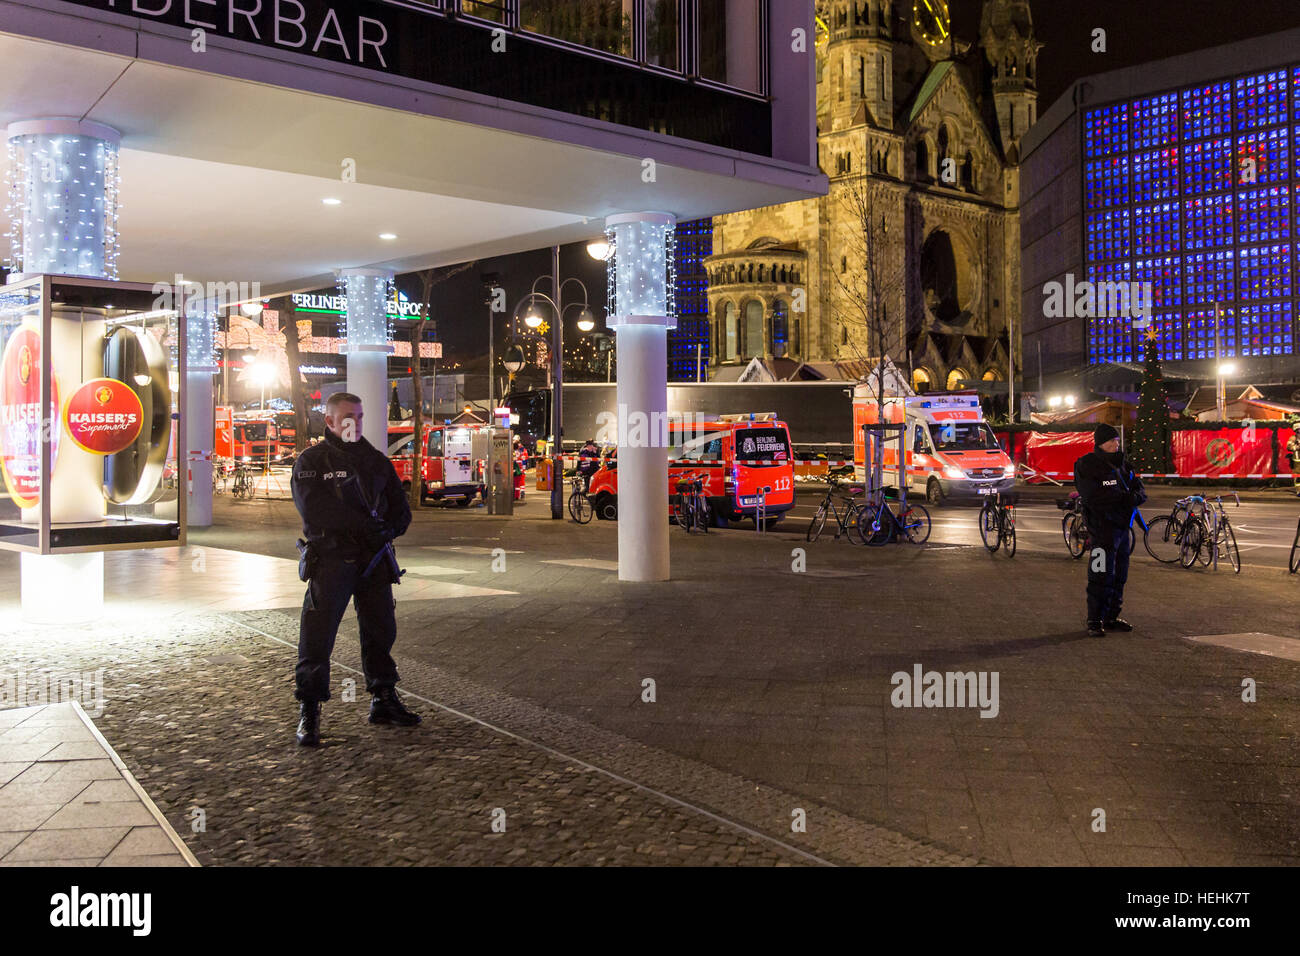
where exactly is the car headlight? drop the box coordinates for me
[943,465,966,480]
[1003,464,1016,477]
[241,456,251,462]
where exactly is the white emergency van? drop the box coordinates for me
[853,390,1015,506]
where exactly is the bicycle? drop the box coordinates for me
[859,487,931,547]
[1059,492,1142,559]
[567,476,594,524]
[806,478,868,544]
[978,490,1017,557]
[1290,517,1300,574]
[1179,493,1241,573]
[231,463,254,500]
[673,472,710,534]
[1143,497,1203,564]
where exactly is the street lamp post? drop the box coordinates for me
[510,266,596,519]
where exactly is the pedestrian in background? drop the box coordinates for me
[1073,423,1147,638]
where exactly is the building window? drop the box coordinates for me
[792,318,801,357]
[912,367,932,393]
[744,300,764,356]
[521,0,633,58]
[859,56,865,98]
[724,302,738,360]
[946,367,969,390]
[461,0,508,23]
[698,0,762,94]
[937,125,950,166]
[916,139,929,178]
[841,325,849,346]
[772,298,789,357]
[982,368,1002,381]
[962,151,975,190]
[645,0,680,70]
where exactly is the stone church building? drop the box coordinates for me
[706,0,1039,394]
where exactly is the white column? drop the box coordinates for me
[185,296,218,527]
[340,268,394,444]
[7,119,119,623]
[607,212,676,582]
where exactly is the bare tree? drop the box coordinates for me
[406,261,477,507]
[826,174,908,482]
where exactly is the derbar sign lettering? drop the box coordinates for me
[59,0,391,70]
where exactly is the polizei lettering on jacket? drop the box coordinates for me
[85,0,390,68]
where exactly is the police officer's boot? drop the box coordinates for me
[369,687,421,727]
[297,701,322,747]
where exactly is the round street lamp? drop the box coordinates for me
[586,238,614,261]
[577,308,596,333]
[523,306,544,329]
[502,344,526,375]
[240,301,265,318]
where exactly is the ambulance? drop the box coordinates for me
[387,422,494,506]
[853,391,1015,506]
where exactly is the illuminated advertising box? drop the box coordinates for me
[0,275,185,553]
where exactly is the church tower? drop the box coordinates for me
[823,0,895,131]
[980,0,1042,161]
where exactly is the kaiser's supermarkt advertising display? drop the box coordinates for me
[0,276,185,553]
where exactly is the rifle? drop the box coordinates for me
[344,473,405,584]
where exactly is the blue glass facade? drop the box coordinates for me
[1082,66,1299,363]
[668,218,712,381]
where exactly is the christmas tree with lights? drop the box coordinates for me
[1131,327,1171,473]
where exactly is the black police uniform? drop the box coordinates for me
[291,429,412,703]
[1073,444,1146,626]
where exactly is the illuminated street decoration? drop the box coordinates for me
[1083,66,1299,364]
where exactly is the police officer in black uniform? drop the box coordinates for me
[291,392,420,746]
[1073,423,1147,638]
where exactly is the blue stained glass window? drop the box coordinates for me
[1135,202,1178,256]
[1085,103,1129,156]
[1151,312,1183,360]
[1185,307,1238,358]
[1184,251,1235,305]
[1135,256,1183,309]
[1085,208,1131,261]
[1236,186,1289,244]
[1182,137,1234,196]
[1235,70,1288,130]
[1184,194,1234,250]
[1240,301,1294,355]
[1236,127,1290,185]
[1085,156,1130,208]
[1238,244,1291,300]
[1132,93,1180,150]
[1133,148,1180,201]
[1182,82,1233,141]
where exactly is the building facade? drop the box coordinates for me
[706,0,1036,393]
[1021,26,1300,390]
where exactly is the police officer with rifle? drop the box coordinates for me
[291,392,420,746]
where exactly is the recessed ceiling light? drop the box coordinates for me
[379,233,397,240]
[322,198,342,206]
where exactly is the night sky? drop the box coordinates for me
[408,0,1300,367]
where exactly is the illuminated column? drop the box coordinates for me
[5,119,120,278]
[339,268,393,442]
[6,119,120,624]
[185,295,218,527]
[607,212,676,582]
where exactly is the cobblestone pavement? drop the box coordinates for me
[0,613,971,866]
[4,487,1298,866]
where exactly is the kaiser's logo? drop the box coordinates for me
[64,378,144,456]
[18,345,31,385]
[0,327,58,508]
